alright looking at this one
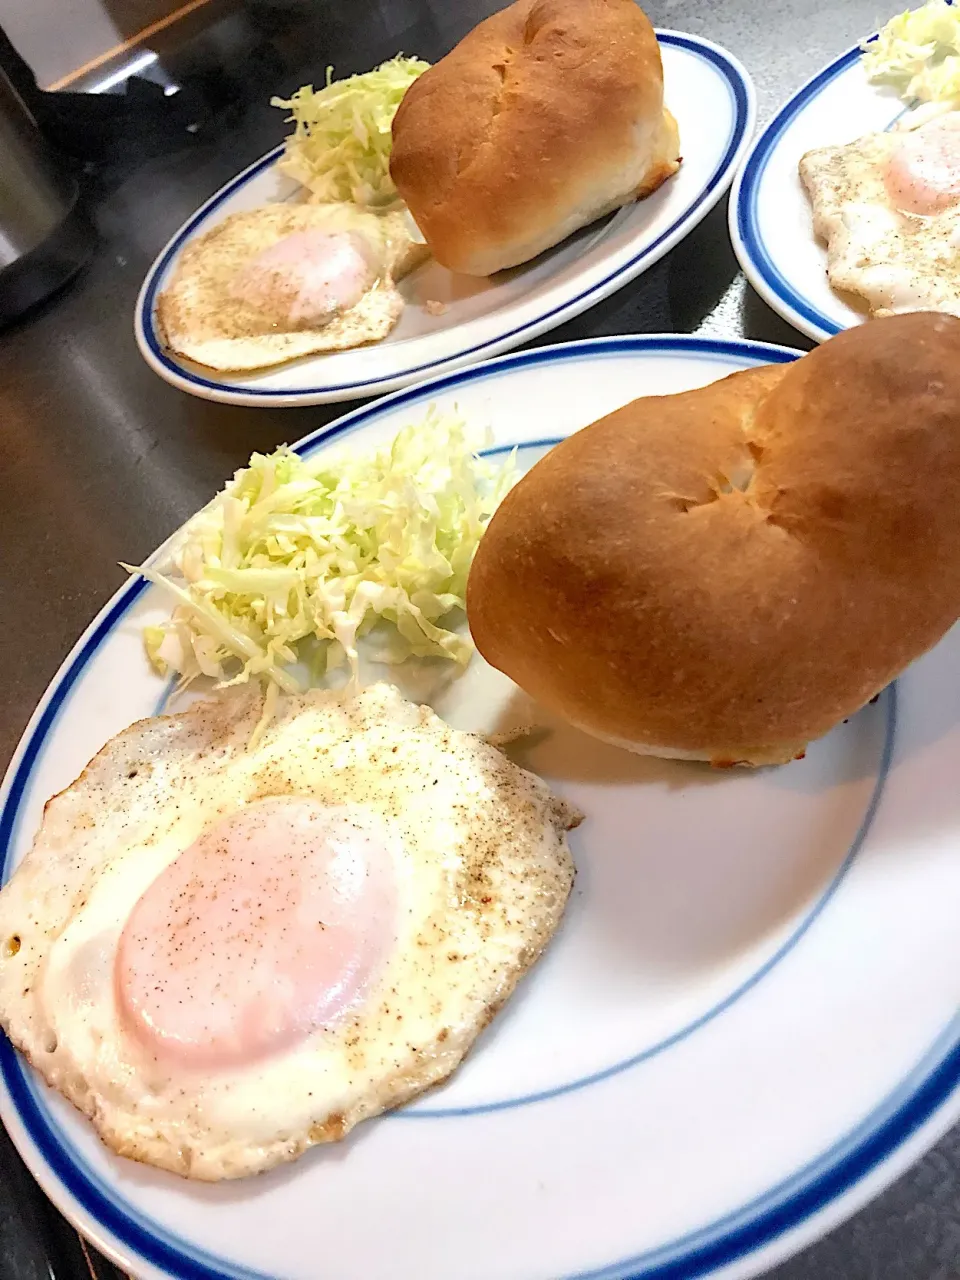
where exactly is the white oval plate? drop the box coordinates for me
[6,334,960,1280]
[729,35,909,343]
[134,33,754,406]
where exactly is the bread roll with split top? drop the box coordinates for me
[389,0,681,276]
[467,312,960,766]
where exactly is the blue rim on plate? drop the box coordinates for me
[730,45,861,342]
[729,30,916,343]
[6,335,960,1280]
[134,33,755,405]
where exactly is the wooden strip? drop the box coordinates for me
[45,0,215,91]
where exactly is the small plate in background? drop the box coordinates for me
[730,37,907,343]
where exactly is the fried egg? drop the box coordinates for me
[0,684,578,1180]
[800,109,960,317]
[156,202,429,371]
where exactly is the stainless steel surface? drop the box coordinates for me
[0,69,72,261]
[1,0,960,1276]
[0,65,90,319]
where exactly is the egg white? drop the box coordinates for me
[800,118,960,318]
[0,683,577,1180]
[156,202,430,372]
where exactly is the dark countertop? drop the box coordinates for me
[2,0,960,1277]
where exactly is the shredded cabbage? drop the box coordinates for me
[126,409,515,699]
[862,0,960,102]
[270,55,429,206]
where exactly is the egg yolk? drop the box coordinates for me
[886,113,960,215]
[230,229,381,328]
[116,798,398,1069]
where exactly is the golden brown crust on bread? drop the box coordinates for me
[467,312,960,765]
[389,0,681,276]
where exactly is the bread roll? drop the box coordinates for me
[389,0,680,276]
[467,312,960,766]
